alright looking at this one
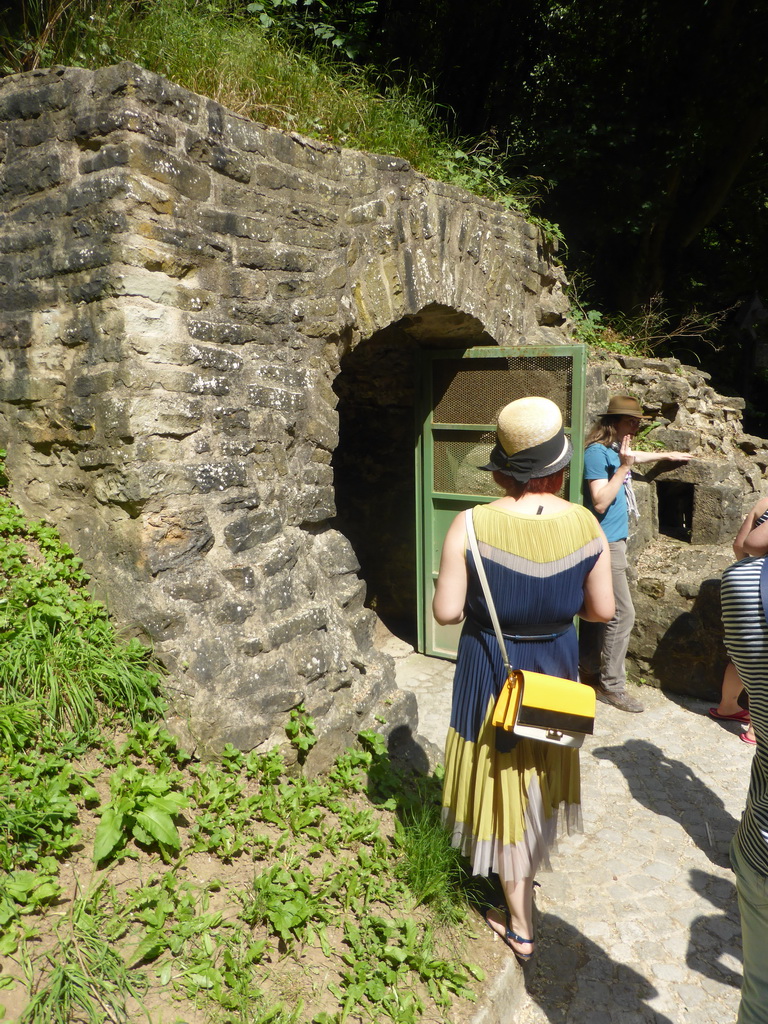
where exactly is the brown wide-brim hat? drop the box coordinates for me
[480,396,573,482]
[605,395,651,419]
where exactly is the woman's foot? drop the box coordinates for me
[484,908,535,962]
[709,705,750,723]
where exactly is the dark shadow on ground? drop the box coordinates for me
[591,739,738,867]
[521,910,675,1024]
[686,867,743,990]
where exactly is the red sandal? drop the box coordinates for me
[709,707,750,723]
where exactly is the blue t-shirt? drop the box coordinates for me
[583,443,628,542]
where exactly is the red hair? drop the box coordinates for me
[521,470,565,495]
[492,469,565,496]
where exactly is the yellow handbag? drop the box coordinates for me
[492,669,596,748]
[465,509,596,750]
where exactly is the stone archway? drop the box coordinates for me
[332,306,493,646]
[0,63,572,757]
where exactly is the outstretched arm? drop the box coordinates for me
[432,511,469,625]
[632,449,692,464]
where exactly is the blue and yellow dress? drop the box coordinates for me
[441,502,603,882]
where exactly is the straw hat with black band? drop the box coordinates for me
[481,396,573,484]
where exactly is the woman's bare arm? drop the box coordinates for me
[632,450,692,465]
[578,527,615,623]
[739,497,768,557]
[432,512,469,625]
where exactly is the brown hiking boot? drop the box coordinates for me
[595,688,644,713]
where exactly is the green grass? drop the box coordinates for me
[0,453,482,1024]
[2,0,545,217]
[0,453,164,743]
[2,726,483,1024]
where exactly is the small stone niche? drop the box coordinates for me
[657,481,695,542]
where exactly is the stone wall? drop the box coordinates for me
[586,352,768,699]
[0,63,571,759]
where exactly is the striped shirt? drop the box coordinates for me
[721,511,768,877]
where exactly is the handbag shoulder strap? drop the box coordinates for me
[465,508,511,675]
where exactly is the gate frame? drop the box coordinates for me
[415,344,587,658]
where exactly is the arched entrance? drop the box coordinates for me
[333,309,588,656]
[331,305,492,647]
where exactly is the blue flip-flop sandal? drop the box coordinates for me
[484,909,535,963]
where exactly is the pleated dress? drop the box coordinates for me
[441,502,603,882]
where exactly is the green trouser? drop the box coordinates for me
[731,834,768,1024]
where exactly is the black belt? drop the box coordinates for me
[469,616,572,642]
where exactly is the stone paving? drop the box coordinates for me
[394,651,751,1024]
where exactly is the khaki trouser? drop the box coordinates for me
[731,834,768,1024]
[578,539,635,693]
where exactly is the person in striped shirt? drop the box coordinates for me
[721,493,768,1023]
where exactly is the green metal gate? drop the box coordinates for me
[415,345,587,659]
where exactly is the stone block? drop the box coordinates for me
[222,566,256,590]
[263,574,294,613]
[646,427,699,451]
[211,405,249,433]
[224,508,282,553]
[96,62,201,123]
[267,606,328,649]
[185,132,252,183]
[219,491,262,512]
[187,318,269,345]
[238,245,317,272]
[196,208,270,240]
[72,104,176,146]
[166,577,222,603]
[181,635,233,685]
[120,138,211,200]
[143,508,215,575]
[130,396,204,439]
[191,462,247,493]
[137,610,187,642]
[65,170,129,211]
[0,317,32,349]
[0,149,61,197]
[217,600,254,624]
[262,536,299,576]
[52,243,112,275]
[313,530,360,576]
[295,642,328,681]
[685,483,739,543]
[248,383,306,413]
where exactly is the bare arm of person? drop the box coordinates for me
[738,497,768,558]
[588,436,633,514]
[632,450,693,464]
[432,511,469,625]
[578,528,615,623]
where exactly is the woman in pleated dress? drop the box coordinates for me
[433,397,613,962]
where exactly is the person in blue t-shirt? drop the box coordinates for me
[579,395,692,712]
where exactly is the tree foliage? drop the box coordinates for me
[361,0,768,320]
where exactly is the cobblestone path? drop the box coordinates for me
[395,653,748,1024]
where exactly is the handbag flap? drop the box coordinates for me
[517,671,596,735]
[492,672,522,729]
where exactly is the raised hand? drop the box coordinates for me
[619,434,636,467]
